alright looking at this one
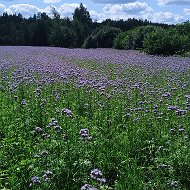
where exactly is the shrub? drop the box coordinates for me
[114,25,157,50]
[143,28,190,56]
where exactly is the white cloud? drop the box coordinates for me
[0,4,6,15]
[89,2,185,23]
[7,4,40,16]
[58,3,80,18]
[91,0,135,3]
[158,0,190,6]
[42,3,79,18]
[103,2,153,15]
[95,2,153,21]
[42,5,58,17]
[0,2,187,24]
[91,3,185,24]
[184,8,190,15]
[90,10,107,22]
[152,12,184,23]
[0,3,80,18]
[43,0,62,3]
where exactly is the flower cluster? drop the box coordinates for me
[81,184,99,190]
[79,128,92,140]
[31,176,41,184]
[35,127,43,134]
[42,170,53,182]
[62,108,73,117]
[48,118,62,133]
[29,170,53,187]
[90,168,106,183]
[29,176,41,187]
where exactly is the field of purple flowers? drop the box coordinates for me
[1,46,190,190]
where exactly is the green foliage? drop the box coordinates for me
[83,26,121,48]
[176,21,190,36]
[71,3,93,48]
[31,13,51,46]
[48,22,73,48]
[0,10,174,48]
[0,9,189,55]
[143,27,190,56]
[71,19,91,48]
[114,25,157,50]
[113,31,128,49]
[132,25,157,50]
[114,25,190,56]
[73,3,92,25]
[101,18,171,31]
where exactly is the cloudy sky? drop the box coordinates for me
[0,0,189,23]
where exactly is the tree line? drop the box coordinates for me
[0,3,189,55]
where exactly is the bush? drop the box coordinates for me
[113,31,128,49]
[114,25,157,50]
[143,28,190,56]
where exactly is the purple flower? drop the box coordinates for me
[168,105,178,110]
[90,168,103,179]
[90,168,106,183]
[97,177,106,183]
[43,170,53,182]
[162,92,171,97]
[81,184,99,190]
[54,125,62,132]
[176,109,187,116]
[35,127,43,133]
[79,128,91,140]
[31,176,41,184]
[62,108,73,117]
[49,118,58,127]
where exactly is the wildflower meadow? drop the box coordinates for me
[1,46,190,190]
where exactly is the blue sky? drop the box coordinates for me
[0,0,190,23]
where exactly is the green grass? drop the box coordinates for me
[1,60,190,190]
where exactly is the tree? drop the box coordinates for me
[51,7,60,20]
[32,12,50,46]
[83,26,121,48]
[73,3,92,25]
[49,23,73,47]
[176,21,190,36]
[71,3,93,47]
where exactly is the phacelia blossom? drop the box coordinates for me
[35,127,43,133]
[79,128,91,140]
[62,108,73,117]
[31,176,41,184]
[90,168,106,183]
[81,184,99,190]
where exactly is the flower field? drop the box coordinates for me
[1,46,190,190]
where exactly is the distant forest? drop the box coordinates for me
[0,3,190,55]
